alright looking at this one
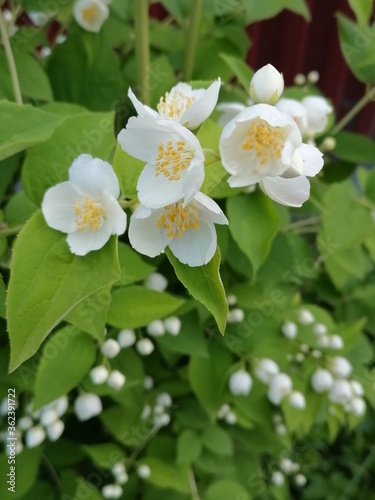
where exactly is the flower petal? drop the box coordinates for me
[137,165,186,208]
[228,170,265,188]
[181,79,221,129]
[193,192,229,225]
[73,0,109,33]
[102,194,127,235]
[261,176,310,207]
[128,88,160,119]
[69,155,120,199]
[42,182,80,233]
[66,223,113,256]
[299,143,324,177]
[129,206,170,258]
[217,102,247,126]
[168,220,217,266]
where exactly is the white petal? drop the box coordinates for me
[73,0,109,33]
[66,223,113,256]
[228,170,265,188]
[137,165,186,209]
[261,176,310,207]
[102,194,127,235]
[69,155,120,199]
[128,88,160,119]
[180,79,221,129]
[217,102,247,126]
[275,98,308,134]
[299,143,324,177]
[129,206,170,258]
[42,182,80,233]
[169,220,217,266]
[193,192,228,225]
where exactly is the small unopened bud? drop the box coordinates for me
[351,380,364,397]
[280,458,294,474]
[144,272,168,291]
[112,463,125,476]
[55,396,69,417]
[117,329,136,348]
[101,339,121,358]
[254,358,279,384]
[276,423,287,435]
[311,368,333,393]
[102,484,123,499]
[90,365,109,385]
[229,370,253,396]
[288,391,306,410]
[227,308,245,323]
[144,376,154,390]
[141,404,151,420]
[156,392,172,408]
[250,64,284,105]
[329,379,352,405]
[107,370,126,390]
[330,356,352,378]
[25,426,46,448]
[226,294,237,306]
[295,473,307,487]
[225,411,237,425]
[351,397,366,417]
[40,407,59,426]
[116,471,129,485]
[164,316,181,336]
[313,323,328,336]
[298,309,315,324]
[294,73,306,86]
[147,320,165,336]
[317,334,330,348]
[18,416,33,431]
[217,404,231,419]
[46,420,65,441]
[281,321,298,339]
[3,9,13,23]
[272,471,285,486]
[307,70,319,83]
[295,353,305,363]
[154,413,170,427]
[136,338,154,356]
[74,393,102,421]
[138,464,151,479]
[268,373,293,405]
[320,136,336,152]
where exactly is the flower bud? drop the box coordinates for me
[311,368,333,393]
[25,426,46,448]
[307,70,319,83]
[313,323,328,336]
[74,393,102,421]
[154,413,170,427]
[144,272,168,291]
[254,358,279,384]
[350,380,364,397]
[298,309,315,324]
[276,423,287,435]
[144,376,154,390]
[102,484,123,499]
[268,373,293,405]
[329,379,352,405]
[156,392,172,408]
[112,462,125,476]
[295,473,307,487]
[320,136,336,152]
[164,316,181,336]
[53,396,69,418]
[288,391,306,410]
[302,96,333,135]
[116,471,129,485]
[107,370,126,390]
[250,64,284,105]
[40,407,59,426]
[311,349,322,358]
[141,404,152,420]
[330,356,352,378]
[18,416,33,431]
[294,73,306,86]
[295,353,305,363]
[329,335,344,350]
[281,321,297,339]
[317,334,330,348]
[73,0,109,33]
[351,397,366,417]
[136,338,154,356]
[138,464,151,479]
[225,411,237,425]
[229,370,253,396]
[227,308,245,323]
[217,404,231,419]
[147,320,165,336]
[90,365,109,385]
[101,339,121,358]
[46,420,65,442]
[272,471,285,486]
[117,329,136,348]
[280,458,294,474]
[226,294,237,306]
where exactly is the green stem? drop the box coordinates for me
[0,224,24,236]
[125,426,159,471]
[188,469,200,500]
[133,0,150,105]
[330,85,375,135]
[283,216,321,232]
[0,8,22,104]
[183,0,203,81]
[42,455,61,492]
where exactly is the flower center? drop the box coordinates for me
[242,119,285,166]
[82,4,100,22]
[157,203,199,238]
[157,91,195,120]
[74,196,105,231]
[155,140,193,181]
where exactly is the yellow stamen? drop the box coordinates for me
[73,196,105,231]
[155,140,193,181]
[157,202,199,239]
[81,4,100,22]
[242,119,285,166]
[157,91,196,121]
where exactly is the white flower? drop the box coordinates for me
[101,339,121,358]
[295,353,305,363]
[330,356,352,378]
[280,458,294,475]
[107,370,126,390]
[313,323,327,336]
[219,104,324,207]
[276,98,308,133]
[112,463,125,476]
[25,426,46,448]
[227,308,245,323]
[329,380,353,405]
[272,471,285,486]
[298,309,315,324]
[329,334,344,350]
[74,393,102,421]
[268,373,293,405]
[288,391,306,410]
[154,413,171,427]
[73,0,109,33]
[156,392,172,408]
[311,368,333,393]
[295,474,307,487]
[281,321,297,339]
[229,370,253,396]
[141,404,152,420]
[102,484,123,499]
[217,404,231,419]
[28,11,51,27]
[117,329,136,348]
[250,64,284,105]
[147,320,165,337]
[351,397,366,417]
[128,80,221,129]
[18,416,33,431]
[136,338,154,356]
[46,420,65,442]
[144,376,154,390]
[254,358,279,384]
[217,102,247,126]
[144,272,168,291]
[118,118,205,209]
[138,464,151,479]
[350,380,364,397]
[90,365,109,385]
[317,334,330,348]
[129,192,228,267]
[40,407,59,426]
[226,294,237,306]
[307,70,319,83]
[164,316,181,336]
[302,96,333,135]
[42,155,126,256]
[225,411,237,425]
[54,396,69,417]
[116,471,129,485]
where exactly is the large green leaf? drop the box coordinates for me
[202,425,233,455]
[107,285,185,328]
[22,110,116,206]
[113,142,144,198]
[116,242,156,286]
[7,212,120,371]
[333,131,375,165]
[0,101,65,161]
[33,327,96,409]
[203,480,251,500]
[220,53,253,90]
[140,457,190,494]
[0,447,43,500]
[0,274,5,318]
[348,0,373,26]
[176,429,202,465]
[227,192,281,276]
[166,247,228,335]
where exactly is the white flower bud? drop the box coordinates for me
[311,368,333,393]
[276,423,287,435]
[330,356,352,378]
[329,380,353,405]
[317,334,330,348]
[281,321,298,339]
[40,407,59,427]
[300,343,309,353]
[3,9,13,23]
[227,308,245,323]
[313,323,327,336]
[25,426,46,448]
[320,136,336,152]
[350,380,364,397]
[117,329,136,348]
[307,70,319,83]
[73,0,109,33]
[46,420,65,441]
[250,64,284,105]
[14,441,23,456]
[298,309,315,324]
[0,398,8,416]
[111,462,125,476]
[141,404,151,420]
[90,365,109,385]
[154,413,171,427]
[273,413,282,424]
[280,458,294,474]
[28,11,50,27]
[102,484,123,499]
[294,73,306,86]
[53,396,68,418]
[217,404,231,419]
[302,96,333,135]
[144,376,154,390]
[268,373,293,405]
[311,349,322,358]
[18,416,33,431]
[288,391,306,410]
[229,370,253,396]
[144,272,168,291]
[254,358,279,384]
[107,371,126,390]
[156,392,172,408]
[295,473,307,487]
[164,316,181,336]
[138,464,151,479]
[136,338,154,356]
[351,397,366,417]
[101,339,121,358]
[39,46,52,58]
[56,33,67,44]
[116,471,129,485]
[147,320,165,336]
[295,353,305,363]
[225,411,237,425]
[329,335,344,350]
[272,471,285,486]
[226,294,237,306]
[74,393,102,421]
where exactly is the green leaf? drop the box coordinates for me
[220,53,253,90]
[107,285,185,328]
[166,247,228,335]
[4,191,37,227]
[227,192,281,276]
[202,425,233,455]
[7,212,120,371]
[116,242,156,286]
[348,0,373,25]
[33,327,96,408]
[203,480,251,500]
[176,429,202,464]
[140,457,190,494]
[0,447,43,499]
[22,110,115,206]
[333,131,375,165]
[113,142,144,198]
[0,101,65,161]
[81,443,125,468]
[0,274,5,318]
